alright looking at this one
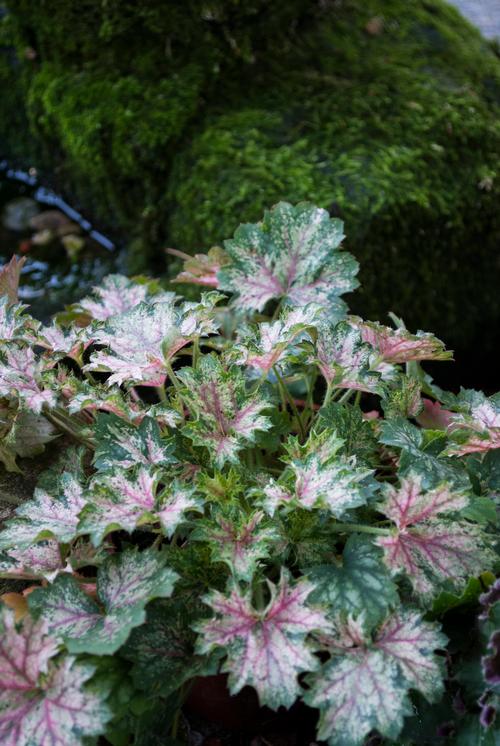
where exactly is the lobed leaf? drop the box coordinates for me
[177,354,272,466]
[0,609,111,745]
[218,202,358,316]
[93,413,177,472]
[315,320,383,393]
[28,548,178,655]
[0,346,56,414]
[351,317,452,364]
[307,535,399,628]
[0,471,86,549]
[376,475,493,598]
[306,610,446,746]
[195,571,332,709]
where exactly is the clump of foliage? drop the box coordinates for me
[0,204,499,745]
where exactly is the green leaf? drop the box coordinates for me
[462,497,498,525]
[28,548,178,655]
[307,535,399,628]
[379,417,470,489]
[319,402,378,466]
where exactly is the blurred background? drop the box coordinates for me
[1,0,499,393]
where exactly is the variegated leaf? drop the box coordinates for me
[234,304,321,374]
[307,535,399,628]
[0,408,57,472]
[376,474,492,598]
[0,540,64,580]
[79,468,201,545]
[0,297,36,343]
[170,246,229,287]
[218,202,358,316]
[85,294,220,386]
[193,508,278,581]
[36,322,85,357]
[76,274,150,320]
[195,571,332,709]
[315,320,383,392]
[0,609,110,745]
[259,430,374,516]
[28,548,178,655]
[93,413,177,472]
[177,354,271,466]
[447,395,500,455]
[0,471,86,549]
[306,610,446,746]
[0,346,55,413]
[122,596,210,694]
[351,317,452,364]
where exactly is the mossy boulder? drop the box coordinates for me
[1,0,500,386]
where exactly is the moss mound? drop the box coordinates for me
[1,0,500,384]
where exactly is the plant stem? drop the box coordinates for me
[338,388,355,405]
[273,366,306,441]
[329,522,392,537]
[156,385,167,403]
[192,335,200,370]
[43,409,94,449]
[165,360,183,395]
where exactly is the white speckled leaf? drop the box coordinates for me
[28,548,178,655]
[0,539,63,580]
[79,468,200,545]
[194,509,278,581]
[218,202,358,315]
[0,346,55,413]
[234,304,321,373]
[0,471,86,549]
[376,475,492,598]
[306,610,446,746]
[77,274,150,320]
[351,317,452,364]
[446,395,500,455]
[0,609,111,746]
[85,293,220,386]
[178,354,271,466]
[195,571,332,709]
[93,413,177,472]
[315,321,383,393]
[0,297,35,343]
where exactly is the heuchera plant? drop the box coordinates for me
[0,204,498,745]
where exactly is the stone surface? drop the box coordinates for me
[449,0,500,38]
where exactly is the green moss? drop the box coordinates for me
[1,0,500,372]
[166,0,500,368]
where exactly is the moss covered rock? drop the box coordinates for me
[1,0,500,383]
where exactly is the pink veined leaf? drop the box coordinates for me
[350,317,452,364]
[0,346,55,413]
[376,474,491,598]
[234,304,321,374]
[416,398,454,430]
[0,609,111,746]
[315,321,383,393]
[28,548,178,655]
[195,571,332,709]
[195,510,279,581]
[0,471,86,549]
[217,202,358,317]
[93,413,177,472]
[169,246,230,287]
[0,297,36,343]
[85,294,220,386]
[305,610,446,746]
[0,255,26,305]
[36,322,86,357]
[446,399,500,455]
[77,274,150,320]
[258,431,373,517]
[178,354,271,467]
[79,468,201,546]
[0,539,64,581]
